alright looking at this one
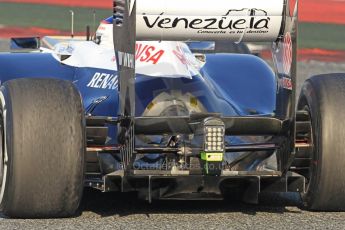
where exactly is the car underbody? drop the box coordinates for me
[84,112,310,203]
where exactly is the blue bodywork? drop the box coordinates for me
[0,49,276,148]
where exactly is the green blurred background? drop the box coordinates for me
[0,2,344,50]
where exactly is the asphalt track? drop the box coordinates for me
[1,61,345,229]
[2,191,345,230]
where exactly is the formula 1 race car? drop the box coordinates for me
[0,0,345,218]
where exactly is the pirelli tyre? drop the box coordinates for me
[297,74,345,211]
[0,78,85,218]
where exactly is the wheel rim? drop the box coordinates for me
[305,114,314,192]
[0,112,3,188]
[0,92,8,204]
[296,107,314,192]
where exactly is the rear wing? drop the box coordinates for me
[113,0,298,142]
[116,0,287,42]
[139,1,286,42]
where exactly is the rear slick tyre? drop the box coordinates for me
[0,78,85,218]
[297,74,345,211]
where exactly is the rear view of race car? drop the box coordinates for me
[1,0,345,218]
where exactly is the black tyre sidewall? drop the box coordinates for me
[298,80,322,209]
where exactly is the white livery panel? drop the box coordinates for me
[52,41,203,79]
